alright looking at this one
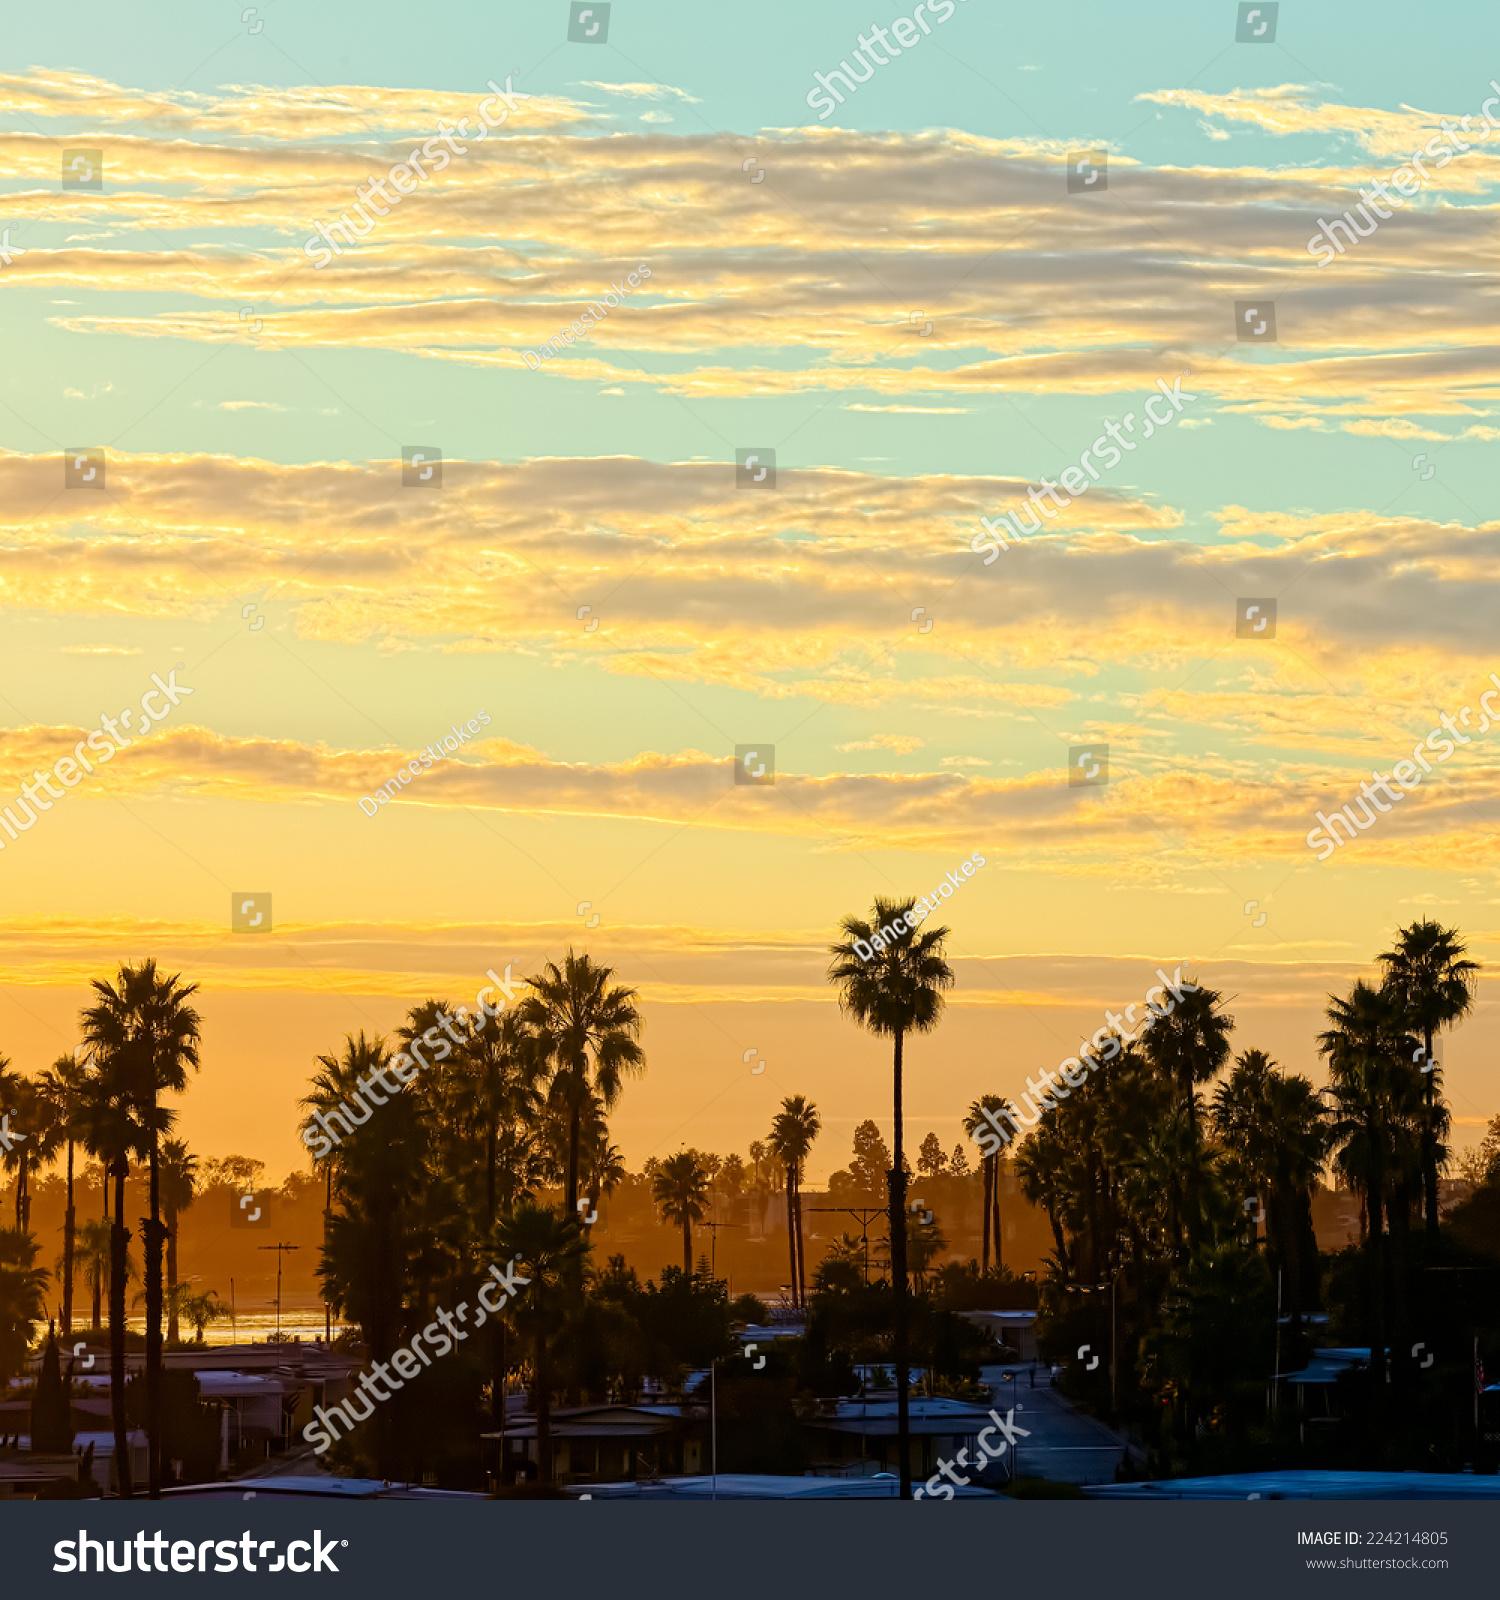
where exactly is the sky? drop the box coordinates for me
[1,0,1499,1182]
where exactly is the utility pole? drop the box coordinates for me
[809,1206,888,1284]
[258,1243,300,1338]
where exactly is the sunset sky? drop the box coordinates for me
[2,0,1498,1182]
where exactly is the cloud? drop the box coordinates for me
[836,735,926,753]
[575,81,702,103]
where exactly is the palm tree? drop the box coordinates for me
[454,1007,543,1225]
[492,1202,588,1484]
[1378,921,1480,1241]
[74,1217,112,1333]
[1212,1050,1331,1320]
[652,1151,710,1274]
[828,894,953,1501]
[769,1096,821,1307]
[37,1056,87,1336]
[0,1228,48,1381]
[73,1054,147,1496]
[515,952,645,1216]
[82,959,202,1499]
[1140,982,1233,1248]
[964,1095,1016,1274]
[169,1284,227,1343]
[1318,980,1421,1384]
[0,1065,58,1234]
[159,1141,197,1344]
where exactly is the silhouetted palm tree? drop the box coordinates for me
[1319,980,1421,1384]
[828,895,953,1500]
[652,1151,710,1274]
[74,1054,147,1496]
[769,1096,821,1306]
[82,960,202,1498]
[159,1140,197,1345]
[964,1095,1016,1273]
[492,1202,588,1483]
[1212,1050,1330,1319]
[0,1228,48,1381]
[516,952,644,1216]
[1378,920,1480,1241]
[74,1217,113,1333]
[1141,982,1233,1246]
[37,1055,86,1336]
[0,1064,58,1233]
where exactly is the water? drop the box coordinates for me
[115,1309,349,1348]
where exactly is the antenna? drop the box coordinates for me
[257,1243,301,1338]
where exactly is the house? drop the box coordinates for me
[484,1403,695,1485]
[799,1395,1006,1481]
[962,1309,1037,1361]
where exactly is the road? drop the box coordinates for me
[980,1364,1131,1485]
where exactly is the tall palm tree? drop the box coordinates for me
[159,1140,197,1345]
[964,1095,1016,1274]
[769,1096,821,1307]
[515,952,645,1216]
[37,1055,87,1336]
[492,1202,588,1484]
[454,1007,543,1226]
[1318,980,1421,1385]
[82,960,202,1499]
[1212,1050,1331,1320]
[828,895,953,1501]
[74,1054,147,1496]
[1140,982,1233,1247]
[652,1151,710,1274]
[1378,920,1480,1241]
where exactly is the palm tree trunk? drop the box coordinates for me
[889,1027,911,1500]
[1368,1174,1386,1392]
[110,1160,132,1497]
[145,1133,163,1498]
[566,1094,581,1216]
[62,1141,76,1338]
[993,1158,1003,1274]
[683,1216,692,1275]
[165,1206,180,1345]
[794,1168,806,1307]
[786,1165,797,1303]
[980,1158,991,1274]
[1422,1028,1440,1244]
